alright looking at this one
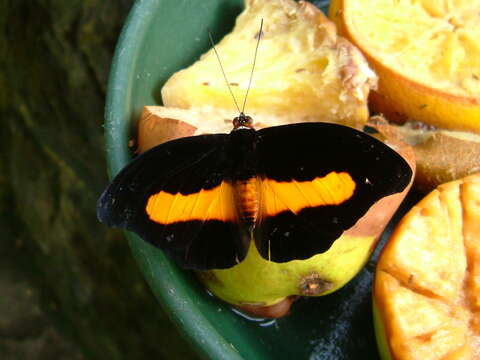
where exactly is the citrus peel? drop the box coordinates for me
[374,173,480,359]
[329,0,480,134]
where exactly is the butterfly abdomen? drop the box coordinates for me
[233,178,259,229]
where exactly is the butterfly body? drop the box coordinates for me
[97,116,412,270]
[232,177,260,229]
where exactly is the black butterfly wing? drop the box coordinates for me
[97,134,249,270]
[254,122,412,262]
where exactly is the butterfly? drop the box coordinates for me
[97,113,412,270]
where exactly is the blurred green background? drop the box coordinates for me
[0,1,199,358]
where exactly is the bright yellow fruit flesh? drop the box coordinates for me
[199,233,376,307]
[341,0,480,97]
[329,0,480,133]
[374,173,480,359]
[162,0,377,129]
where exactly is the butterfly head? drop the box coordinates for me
[232,112,254,131]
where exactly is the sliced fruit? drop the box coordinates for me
[136,105,294,153]
[329,0,480,134]
[136,108,415,318]
[161,0,377,129]
[201,149,413,317]
[374,173,480,359]
[369,114,480,192]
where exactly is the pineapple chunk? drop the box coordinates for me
[161,0,377,129]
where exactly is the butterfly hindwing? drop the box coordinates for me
[97,134,249,270]
[254,123,412,262]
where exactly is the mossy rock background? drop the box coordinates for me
[0,1,198,358]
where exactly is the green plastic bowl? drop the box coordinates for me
[104,0,393,358]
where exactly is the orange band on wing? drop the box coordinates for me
[145,181,236,224]
[261,171,356,216]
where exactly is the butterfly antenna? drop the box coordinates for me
[242,18,263,114]
[208,31,241,114]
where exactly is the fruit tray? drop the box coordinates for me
[104,0,417,358]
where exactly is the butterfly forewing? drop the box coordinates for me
[97,134,249,270]
[254,123,412,262]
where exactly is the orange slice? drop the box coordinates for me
[329,0,480,134]
[373,173,480,359]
